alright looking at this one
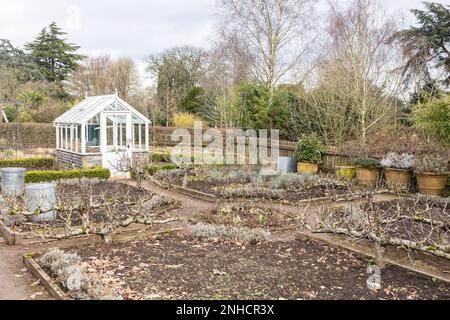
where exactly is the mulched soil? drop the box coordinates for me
[2,181,162,234]
[193,203,297,231]
[59,236,450,300]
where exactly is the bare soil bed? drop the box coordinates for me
[0,181,176,237]
[45,236,450,300]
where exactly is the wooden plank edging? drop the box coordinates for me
[23,253,68,300]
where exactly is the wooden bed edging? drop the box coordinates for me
[23,253,68,300]
[171,185,217,202]
[0,219,23,245]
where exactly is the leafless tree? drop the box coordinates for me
[218,0,316,98]
[110,153,153,190]
[65,54,140,99]
[311,0,405,145]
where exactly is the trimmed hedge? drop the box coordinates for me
[0,157,54,169]
[147,163,179,175]
[25,167,110,183]
[150,152,172,163]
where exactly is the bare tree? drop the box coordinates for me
[65,54,140,99]
[318,0,404,145]
[218,0,316,97]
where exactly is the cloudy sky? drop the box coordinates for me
[0,0,446,84]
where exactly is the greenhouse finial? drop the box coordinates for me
[115,88,118,97]
[85,92,88,99]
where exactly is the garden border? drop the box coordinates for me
[0,204,181,246]
[23,253,68,300]
[22,227,184,300]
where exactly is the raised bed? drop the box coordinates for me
[301,195,450,261]
[0,180,180,245]
[29,235,450,300]
[152,169,384,206]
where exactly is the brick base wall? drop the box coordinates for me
[55,150,102,169]
[56,150,149,170]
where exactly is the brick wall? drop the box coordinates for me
[55,150,103,169]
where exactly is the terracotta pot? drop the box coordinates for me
[355,167,381,187]
[335,166,356,182]
[384,168,412,191]
[415,173,448,195]
[297,162,319,175]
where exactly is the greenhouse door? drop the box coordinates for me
[100,112,132,176]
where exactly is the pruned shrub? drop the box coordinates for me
[415,155,449,174]
[269,173,319,190]
[295,134,323,164]
[380,153,414,169]
[221,186,283,199]
[149,152,171,163]
[25,167,110,183]
[209,169,251,184]
[188,223,269,243]
[147,163,179,176]
[352,157,380,168]
[153,168,186,181]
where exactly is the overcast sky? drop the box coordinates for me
[0,0,447,85]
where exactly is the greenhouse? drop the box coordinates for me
[53,92,150,172]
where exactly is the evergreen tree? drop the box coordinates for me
[0,39,44,82]
[25,22,83,82]
[393,2,450,86]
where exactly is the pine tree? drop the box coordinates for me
[25,22,84,82]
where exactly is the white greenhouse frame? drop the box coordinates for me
[53,93,151,171]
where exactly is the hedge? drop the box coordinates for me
[25,167,110,183]
[147,163,179,175]
[0,157,54,169]
[150,152,172,163]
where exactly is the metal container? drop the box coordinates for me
[277,157,297,174]
[0,168,26,197]
[25,183,57,222]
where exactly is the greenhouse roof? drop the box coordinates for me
[53,94,150,125]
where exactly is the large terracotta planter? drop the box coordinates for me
[297,162,319,175]
[415,173,448,195]
[355,167,381,187]
[335,166,356,182]
[384,168,412,191]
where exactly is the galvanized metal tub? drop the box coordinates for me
[25,183,57,222]
[0,168,26,197]
[277,157,297,174]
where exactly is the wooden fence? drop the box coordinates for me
[0,124,356,171]
[150,127,355,172]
